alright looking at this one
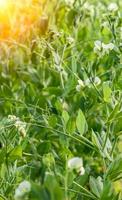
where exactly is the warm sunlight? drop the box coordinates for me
[0,0,42,39]
[0,0,8,8]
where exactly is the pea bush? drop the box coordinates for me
[0,0,122,199]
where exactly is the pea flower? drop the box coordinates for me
[83,2,94,16]
[68,157,85,175]
[94,40,102,54]
[94,76,101,85]
[8,115,26,137]
[101,21,109,29]
[108,3,118,12]
[67,36,74,44]
[8,115,19,121]
[85,76,101,87]
[76,79,85,92]
[14,180,31,200]
[102,43,114,54]
[76,77,101,91]
[94,40,114,56]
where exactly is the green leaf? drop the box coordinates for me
[92,130,101,149]
[48,114,57,127]
[62,110,69,125]
[66,117,76,134]
[76,109,88,135]
[44,173,63,200]
[0,148,6,165]
[103,82,112,103]
[0,195,6,200]
[100,181,116,200]
[89,176,103,198]
[105,156,122,181]
[9,145,22,161]
[107,103,120,123]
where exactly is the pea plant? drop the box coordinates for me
[0,0,122,199]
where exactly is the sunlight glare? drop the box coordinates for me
[0,0,7,8]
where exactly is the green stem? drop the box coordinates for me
[65,155,68,200]
[73,181,98,200]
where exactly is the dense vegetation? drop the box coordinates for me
[0,0,122,199]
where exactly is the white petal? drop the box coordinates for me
[76,85,81,92]
[78,79,84,87]
[108,3,118,12]
[80,166,85,175]
[84,79,91,86]
[68,157,83,169]
[94,40,102,50]
[14,180,31,200]
[94,77,101,85]
[107,43,114,50]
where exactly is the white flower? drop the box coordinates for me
[102,43,114,54]
[78,79,84,87]
[68,157,83,169]
[80,166,85,175]
[76,85,81,92]
[76,79,84,92]
[67,36,74,44]
[84,79,91,87]
[76,77,101,90]
[68,157,85,175]
[94,40,102,55]
[83,2,94,14]
[108,3,118,12]
[94,77,101,85]
[8,115,26,137]
[94,40,114,56]
[18,126,26,137]
[101,21,109,29]
[15,120,26,137]
[8,115,18,121]
[14,180,31,200]
[85,76,101,87]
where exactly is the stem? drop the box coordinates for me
[0,194,7,200]
[102,129,109,151]
[61,187,95,199]
[4,131,9,174]
[26,122,96,150]
[65,155,68,200]
[110,137,118,156]
[73,181,98,200]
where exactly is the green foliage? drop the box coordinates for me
[76,109,88,135]
[0,0,122,199]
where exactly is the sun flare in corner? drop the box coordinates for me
[0,0,8,8]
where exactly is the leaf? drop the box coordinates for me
[71,53,77,73]
[66,117,76,134]
[9,146,22,161]
[92,130,101,149]
[76,109,88,135]
[100,181,116,200]
[103,82,112,103]
[48,114,57,127]
[44,173,63,200]
[105,156,122,181]
[89,176,103,198]
[0,195,6,200]
[107,103,120,122]
[62,110,69,125]
[0,148,6,165]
